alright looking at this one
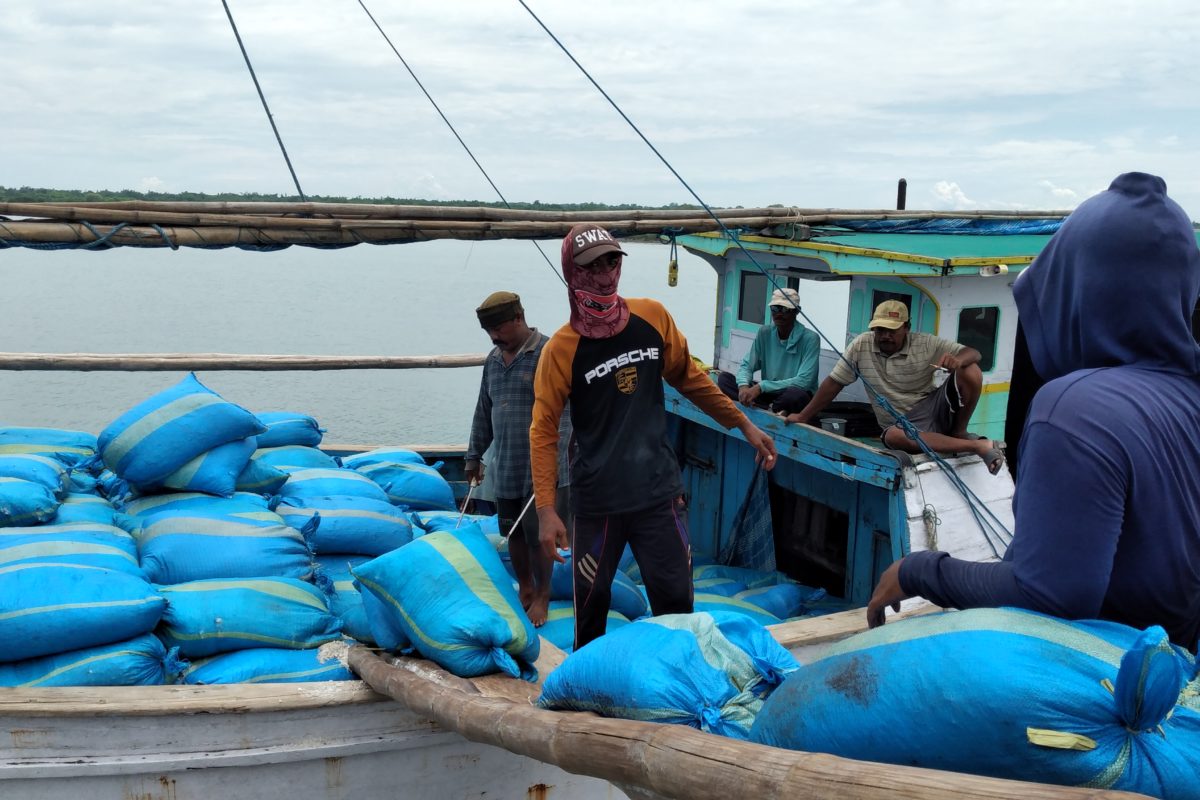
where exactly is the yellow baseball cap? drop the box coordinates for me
[869,300,910,329]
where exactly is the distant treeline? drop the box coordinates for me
[0,185,738,212]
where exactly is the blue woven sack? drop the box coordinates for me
[750,608,1200,798]
[157,577,341,658]
[135,513,312,585]
[735,584,826,619]
[0,427,97,467]
[0,522,142,576]
[411,511,500,537]
[254,411,324,448]
[0,633,182,687]
[315,556,375,644]
[180,644,354,684]
[275,496,414,556]
[692,593,782,627]
[276,468,391,505]
[98,374,266,489]
[252,446,340,470]
[235,457,289,495]
[349,460,455,511]
[540,600,630,653]
[121,491,272,522]
[0,454,70,496]
[0,477,61,526]
[538,611,799,739]
[692,564,795,589]
[0,563,166,662]
[161,436,257,498]
[51,494,132,528]
[353,524,538,679]
[692,577,747,598]
[550,554,648,620]
[341,448,424,469]
[357,579,410,651]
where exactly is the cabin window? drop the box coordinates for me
[870,290,912,317]
[957,306,999,372]
[738,272,768,325]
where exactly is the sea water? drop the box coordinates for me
[0,239,848,444]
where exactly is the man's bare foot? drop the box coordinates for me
[527,594,550,627]
[518,585,535,612]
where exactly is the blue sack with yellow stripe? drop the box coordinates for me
[693,593,783,627]
[0,633,183,687]
[735,584,826,620]
[157,577,341,658]
[0,427,97,467]
[341,447,424,469]
[97,374,266,490]
[252,446,340,471]
[52,493,130,528]
[348,459,455,511]
[275,496,413,556]
[160,436,257,498]
[135,512,312,585]
[538,611,799,739]
[121,491,272,522]
[0,563,167,662]
[750,608,1200,798]
[0,477,61,526]
[315,556,375,644]
[540,600,630,653]
[353,524,539,680]
[276,468,391,505]
[0,522,142,576]
[180,643,354,684]
[254,411,324,449]
[0,454,70,496]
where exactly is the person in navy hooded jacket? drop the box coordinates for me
[867,172,1200,653]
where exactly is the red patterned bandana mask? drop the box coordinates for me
[561,225,630,339]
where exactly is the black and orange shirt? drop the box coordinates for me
[531,297,747,517]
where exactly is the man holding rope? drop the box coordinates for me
[466,291,569,627]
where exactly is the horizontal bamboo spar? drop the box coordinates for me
[346,648,1143,800]
[14,201,808,223]
[0,353,486,371]
[16,201,1075,222]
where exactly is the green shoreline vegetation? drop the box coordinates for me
[0,185,723,212]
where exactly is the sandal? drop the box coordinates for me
[983,440,1007,475]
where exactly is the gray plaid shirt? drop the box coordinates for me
[466,328,570,499]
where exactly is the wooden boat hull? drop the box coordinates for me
[0,683,626,800]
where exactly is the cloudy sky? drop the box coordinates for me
[4,0,1198,215]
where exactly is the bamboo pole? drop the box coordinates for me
[6,201,807,222]
[5,201,1073,222]
[0,353,486,371]
[346,647,1144,800]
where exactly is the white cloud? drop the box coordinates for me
[931,181,977,210]
[1,0,1197,212]
[138,177,166,193]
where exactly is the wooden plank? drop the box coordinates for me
[766,602,936,649]
[0,682,384,716]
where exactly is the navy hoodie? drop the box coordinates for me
[900,172,1200,652]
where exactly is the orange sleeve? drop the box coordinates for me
[531,326,577,510]
[631,298,748,430]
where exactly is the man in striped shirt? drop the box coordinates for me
[786,300,1004,473]
[466,291,569,626]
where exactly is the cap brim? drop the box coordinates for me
[869,318,906,330]
[573,243,628,266]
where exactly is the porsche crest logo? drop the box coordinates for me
[615,366,638,394]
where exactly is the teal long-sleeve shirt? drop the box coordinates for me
[735,322,820,393]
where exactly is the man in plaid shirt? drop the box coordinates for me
[466,291,569,626]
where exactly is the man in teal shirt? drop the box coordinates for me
[716,287,820,414]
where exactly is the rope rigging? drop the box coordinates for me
[355,0,565,287]
[515,0,1012,548]
[219,0,307,202]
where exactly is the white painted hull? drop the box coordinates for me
[0,682,626,800]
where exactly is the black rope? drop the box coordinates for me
[518,0,1012,545]
[220,0,307,202]
[356,0,565,287]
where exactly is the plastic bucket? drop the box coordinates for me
[820,417,846,435]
